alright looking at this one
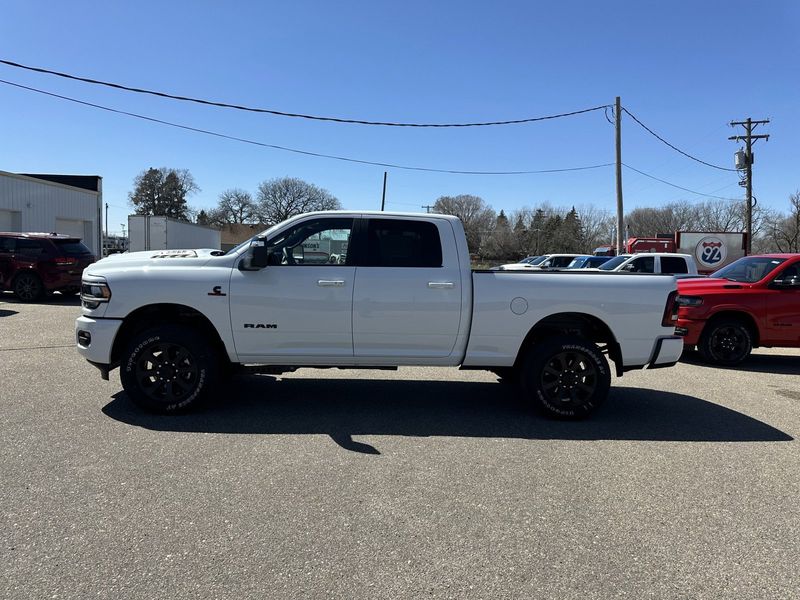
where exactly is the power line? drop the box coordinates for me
[0,78,614,176]
[0,58,610,128]
[622,107,736,172]
[622,163,740,200]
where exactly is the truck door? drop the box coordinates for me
[766,263,800,345]
[352,217,462,358]
[228,217,356,360]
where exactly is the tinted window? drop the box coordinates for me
[53,239,92,255]
[363,219,442,268]
[778,264,800,280]
[0,237,14,253]
[660,256,688,274]
[551,256,576,268]
[16,239,46,257]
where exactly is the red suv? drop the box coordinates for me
[0,233,96,302]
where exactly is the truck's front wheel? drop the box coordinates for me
[120,325,219,414]
[697,319,752,366]
[520,336,610,420]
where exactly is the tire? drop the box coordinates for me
[520,336,611,420]
[697,319,752,366]
[120,325,220,414]
[13,272,44,302]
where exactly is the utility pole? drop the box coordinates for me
[380,172,387,211]
[615,96,624,255]
[104,202,108,256]
[729,118,769,254]
[421,205,434,213]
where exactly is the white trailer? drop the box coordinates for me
[127,215,220,252]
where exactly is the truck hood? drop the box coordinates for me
[677,277,752,293]
[86,248,223,275]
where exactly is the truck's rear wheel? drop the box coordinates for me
[520,336,610,420]
[120,325,219,414]
[698,319,752,366]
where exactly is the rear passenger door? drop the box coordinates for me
[352,217,462,359]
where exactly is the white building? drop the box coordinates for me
[0,171,103,255]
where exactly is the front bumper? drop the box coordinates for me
[75,315,123,368]
[675,317,705,346]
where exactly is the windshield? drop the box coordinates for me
[528,255,548,266]
[711,256,787,283]
[598,255,631,270]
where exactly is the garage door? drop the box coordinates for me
[55,218,88,239]
[0,210,22,231]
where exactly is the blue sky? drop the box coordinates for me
[1,0,798,234]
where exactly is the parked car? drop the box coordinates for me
[676,254,800,365]
[596,253,699,276]
[567,255,613,269]
[518,255,542,264]
[497,254,580,271]
[75,211,682,419]
[0,232,95,301]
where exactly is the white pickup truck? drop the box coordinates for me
[75,211,683,419]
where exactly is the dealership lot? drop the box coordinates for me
[1,296,799,600]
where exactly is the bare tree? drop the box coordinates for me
[433,195,496,254]
[255,177,341,224]
[215,189,257,224]
[576,204,614,251]
[626,201,698,237]
[766,191,800,253]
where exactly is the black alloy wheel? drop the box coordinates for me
[521,336,611,420]
[540,351,599,408]
[120,326,219,413]
[135,342,200,405]
[13,272,44,302]
[699,320,752,366]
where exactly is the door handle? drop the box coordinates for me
[318,279,345,287]
[428,281,455,289]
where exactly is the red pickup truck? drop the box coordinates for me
[675,254,800,365]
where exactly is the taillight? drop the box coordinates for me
[55,257,78,266]
[662,291,679,327]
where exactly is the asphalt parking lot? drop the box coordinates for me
[1,294,799,600]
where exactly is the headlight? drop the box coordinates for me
[675,295,703,307]
[81,281,112,309]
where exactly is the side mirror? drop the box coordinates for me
[623,264,635,272]
[291,245,304,263]
[252,244,269,268]
[240,241,269,271]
